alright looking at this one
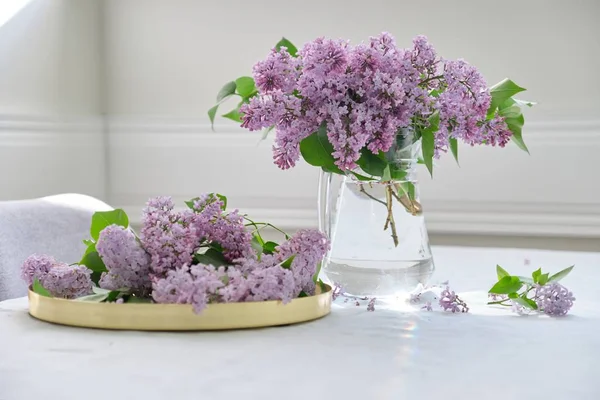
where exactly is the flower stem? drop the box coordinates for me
[358,184,387,206]
[384,185,399,247]
[487,298,511,306]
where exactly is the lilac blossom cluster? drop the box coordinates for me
[21,255,92,299]
[96,225,152,294]
[241,33,512,170]
[534,283,575,317]
[153,229,329,313]
[21,195,329,311]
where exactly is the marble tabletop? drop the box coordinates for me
[1,246,599,400]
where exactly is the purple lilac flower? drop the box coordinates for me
[209,210,254,262]
[534,283,575,317]
[367,297,376,312]
[331,283,343,301]
[276,229,330,296]
[409,293,421,303]
[510,300,531,316]
[141,196,199,276]
[152,264,226,313]
[21,254,58,286]
[244,263,295,303]
[488,293,508,302]
[41,264,93,299]
[240,33,512,171]
[421,301,433,311]
[439,286,469,313]
[96,225,151,293]
[190,194,254,263]
[253,48,298,94]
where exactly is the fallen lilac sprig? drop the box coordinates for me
[410,281,469,313]
[488,265,575,317]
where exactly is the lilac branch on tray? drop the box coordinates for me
[21,194,331,314]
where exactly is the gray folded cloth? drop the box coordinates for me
[0,194,112,301]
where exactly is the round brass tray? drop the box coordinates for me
[28,285,332,331]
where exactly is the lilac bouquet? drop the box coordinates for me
[21,193,330,313]
[210,33,533,245]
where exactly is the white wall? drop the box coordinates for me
[0,0,106,201]
[103,0,600,237]
[2,0,599,238]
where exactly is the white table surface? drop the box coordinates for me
[1,245,599,400]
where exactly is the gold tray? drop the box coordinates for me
[28,285,332,331]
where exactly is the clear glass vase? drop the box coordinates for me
[318,130,435,297]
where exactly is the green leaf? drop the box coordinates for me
[421,111,439,178]
[516,276,534,285]
[92,287,112,295]
[299,123,343,174]
[75,293,109,302]
[281,255,295,269]
[382,165,392,181]
[208,105,219,130]
[356,149,387,177]
[349,171,376,181]
[215,194,227,209]
[83,239,95,247]
[317,279,328,292]
[313,262,322,283]
[505,113,529,153]
[496,265,510,280]
[514,294,538,310]
[508,292,519,299]
[489,276,523,294]
[514,99,536,108]
[222,108,241,123]
[487,79,526,118]
[235,76,256,98]
[449,137,459,165]
[217,81,236,102]
[80,249,107,274]
[194,248,228,267]
[389,166,406,181]
[275,37,298,57]
[262,241,278,255]
[126,296,153,303]
[537,273,550,286]
[549,265,574,283]
[298,291,309,298]
[33,278,51,297]
[251,235,263,256]
[261,125,275,141]
[90,209,129,241]
[532,268,542,283]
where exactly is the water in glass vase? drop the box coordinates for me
[319,175,435,297]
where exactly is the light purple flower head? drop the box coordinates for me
[96,224,151,293]
[534,282,575,317]
[240,33,512,172]
[439,286,469,313]
[21,254,58,287]
[41,264,93,299]
[276,229,330,296]
[141,196,199,276]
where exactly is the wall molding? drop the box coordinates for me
[107,117,600,237]
[0,114,107,201]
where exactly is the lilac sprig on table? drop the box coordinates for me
[332,281,468,313]
[21,193,331,313]
[487,265,575,316]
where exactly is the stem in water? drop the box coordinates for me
[384,185,399,247]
